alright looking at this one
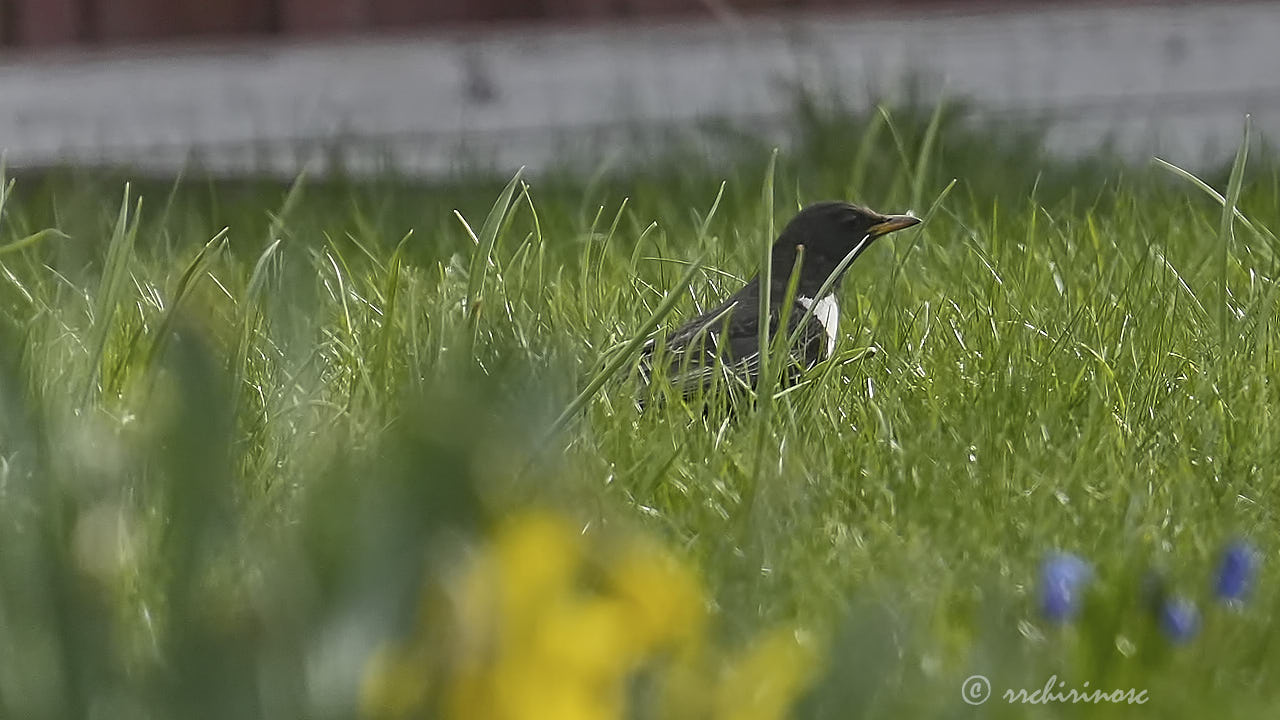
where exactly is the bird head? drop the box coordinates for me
[769,201,919,293]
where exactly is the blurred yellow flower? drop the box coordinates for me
[491,513,582,633]
[713,626,821,720]
[607,538,706,651]
[360,510,821,720]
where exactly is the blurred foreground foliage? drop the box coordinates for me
[0,316,820,719]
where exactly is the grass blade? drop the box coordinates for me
[742,149,779,529]
[544,252,706,441]
[231,238,283,412]
[911,100,946,210]
[848,111,886,198]
[0,228,67,257]
[462,167,524,320]
[143,228,229,370]
[755,149,779,410]
[1219,116,1251,347]
[81,185,142,406]
[373,230,413,396]
[1152,155,1273,242]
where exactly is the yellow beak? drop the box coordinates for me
[867,214,921,237]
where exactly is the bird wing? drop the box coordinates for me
[639,300,743,398]
[640,297,829,400]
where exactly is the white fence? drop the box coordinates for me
[1,2,1278,176]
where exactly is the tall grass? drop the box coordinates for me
[0,106,1277,718]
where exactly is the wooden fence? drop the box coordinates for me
[3,0,1024,48]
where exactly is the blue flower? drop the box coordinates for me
[1215,539,1259,603]
[1159,596,1200,643]
[1040,552,1092,623]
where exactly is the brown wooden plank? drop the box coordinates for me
[539,0,624,21]
[171,0,273,35]
[14,0,84,46]
[89,0,272,42]
[368,0,466,25]
[280,0,369,33]
[89,0,178,41]
[618,0,701,18]
[368,0,550,26]
[469,0,545,21]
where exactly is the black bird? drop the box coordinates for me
[639,201,919,403]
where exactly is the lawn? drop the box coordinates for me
[0,106,1275,719]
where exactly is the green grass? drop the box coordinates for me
[0,106,1277,719]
